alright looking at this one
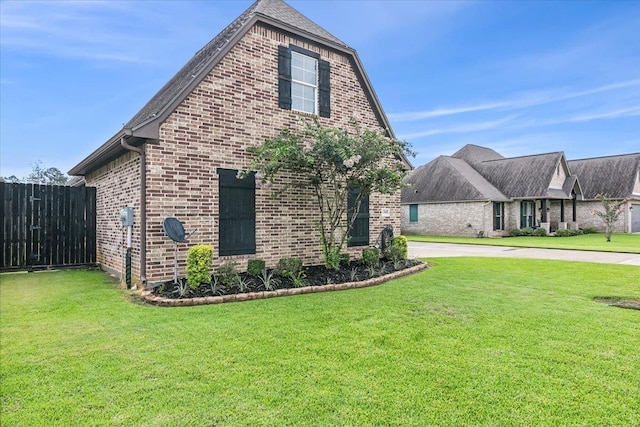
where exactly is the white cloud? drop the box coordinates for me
[389,79,640,123]
[399,115,517,140]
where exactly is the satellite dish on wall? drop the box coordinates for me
[162,217,187,242]
[162,217,197,284]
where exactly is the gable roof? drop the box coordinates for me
[402,156,507,204]
[403,144,581,204]
[70,0,399,176]
[568,153,640,199]
[474,152,567,198]
[452,144,504,165]
[126,0,345,131]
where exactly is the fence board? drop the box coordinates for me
[0,182,96,271]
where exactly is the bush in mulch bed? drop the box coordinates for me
[152,259,423,299]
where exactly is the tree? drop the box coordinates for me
[592,193,630,242]
[249,118,413,270]
[2,161,68,185]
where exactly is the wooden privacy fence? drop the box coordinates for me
[1,183,96,271]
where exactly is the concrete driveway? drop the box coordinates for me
[409,241,640,266]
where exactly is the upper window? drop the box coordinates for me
[291,51,317,114]
[278,45,330,117]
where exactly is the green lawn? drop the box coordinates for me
[1,261,639,426]
[404,233,640,253]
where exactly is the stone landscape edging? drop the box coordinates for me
[138,262,429,307]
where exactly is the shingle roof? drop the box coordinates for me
[402,156,507,203]
[474,152,565,198]
[568,153,640,199]
[452,144,504,165]
[127,0,345,130]
[69,0,403,176]
[403,144,581,204]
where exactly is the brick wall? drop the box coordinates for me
[575,200,630,232]
[86,152,141,281]
[401,201,512,237]
[87,23,402,284]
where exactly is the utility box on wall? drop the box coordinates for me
[120,207,134,226]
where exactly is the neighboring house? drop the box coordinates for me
[568,153,640,233]
[69,0,410,286]
[401,144,583,237]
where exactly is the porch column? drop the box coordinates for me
[560,199,565,222]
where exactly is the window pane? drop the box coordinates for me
[291,81,316,114]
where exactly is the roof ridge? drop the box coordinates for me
[481,151,563,163]
[569,152,640,162]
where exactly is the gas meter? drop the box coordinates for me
[120,207,134,226]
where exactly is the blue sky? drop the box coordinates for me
[1,0,639,179]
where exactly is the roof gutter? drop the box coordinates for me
[120,131,147,286]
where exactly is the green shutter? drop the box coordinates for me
[318,59,330,118]
[278,46,292,110]
[409,204,418,222]
[218,169,256,256]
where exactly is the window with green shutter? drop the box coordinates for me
[278,45,330,117]
[409,204,418,222]
[347,188,369,247]
[218,168,256,256]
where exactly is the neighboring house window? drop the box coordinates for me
[409,204,418,222]
[278,45,330,117]
[493,202,504,230]
[347,188,369,246]
[218,168,256,256]
[520,200,535,228]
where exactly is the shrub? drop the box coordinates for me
[509,228,523,237]
[276,257,304,286]
[362,248,379,267]
[339,253,351,267]
[532,227,547,237]
[581,227,597,234]
[390,236,408,260]
[520,227,534,236]
[215,261,239,287]
[555,228,584,237]
[247,259,265,277]
[186,244,212,289]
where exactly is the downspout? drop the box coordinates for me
[120,131,147,286]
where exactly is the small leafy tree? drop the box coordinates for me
[249,118,413,270]
[592,193,630,242]
[3,160,68,185]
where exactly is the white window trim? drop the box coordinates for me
[291,51,318,114]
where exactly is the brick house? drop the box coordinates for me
[69,0,410,286]
[568,153,640,233]
[401,144,584,237]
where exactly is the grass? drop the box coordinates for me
[1,261,639,426]
[404,232,640,253]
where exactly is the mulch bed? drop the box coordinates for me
[141,259,427,306]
